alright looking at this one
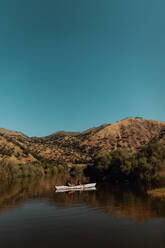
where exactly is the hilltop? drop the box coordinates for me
[0,118,165,165]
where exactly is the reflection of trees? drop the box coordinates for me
[0,178,165,222]
[89,189,161,222]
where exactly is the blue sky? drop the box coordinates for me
[0,0,165,137]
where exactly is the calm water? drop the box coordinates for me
[0,177,165,248]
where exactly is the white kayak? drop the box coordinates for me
[55,187,96,193]
[55,183,96,191]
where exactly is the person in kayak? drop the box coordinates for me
[66,181,72,186]
[77,179,82,185]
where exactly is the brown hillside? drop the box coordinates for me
[0,118,165,164]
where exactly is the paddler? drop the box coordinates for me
[77,179,82,185]
[66,181,72,186]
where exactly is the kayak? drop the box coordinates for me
[55,183,96,191]
[55,187,96,193]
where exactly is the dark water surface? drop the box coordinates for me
[0,177,165,248]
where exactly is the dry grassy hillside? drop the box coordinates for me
[0,118,165,164]
[0,129,36,164]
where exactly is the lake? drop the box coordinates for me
[0,177,165,248]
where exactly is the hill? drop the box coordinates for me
[0,118,165,165]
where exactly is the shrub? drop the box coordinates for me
[87,143,165,186]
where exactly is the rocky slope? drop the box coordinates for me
[0,118,165,165]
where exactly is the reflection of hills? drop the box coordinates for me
[89,188,165,222]
[0,178,165,222]
[0,176,65,212]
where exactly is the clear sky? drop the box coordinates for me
[0,0,165,137]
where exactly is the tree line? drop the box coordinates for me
[85,143,165,186]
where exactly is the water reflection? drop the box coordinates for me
[0,177,165,222]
